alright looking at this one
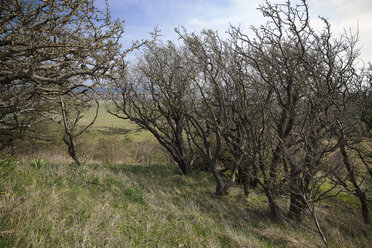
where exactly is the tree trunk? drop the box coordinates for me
[288,189,305,221]
[356,188,370,225]
[288,164,305,221]
[244,172,250,196]
[263,186,284,221]
[208,158,227,196]
[212,168,226,196]
[236,166,246,184]
[64,134,82,166]
[340,142,371,224]
[177,159,191,175]
[175,123,192,175]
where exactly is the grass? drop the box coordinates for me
[3,102,371,247]
[1,161,371,248]
[76,101,161,164]
[80,101,153,143]
[11,101,163,165]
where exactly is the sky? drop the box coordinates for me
[94,0,372,63]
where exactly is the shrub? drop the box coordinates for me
[29,158,48,169]
[0,157,17,179]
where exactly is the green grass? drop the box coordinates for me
[3,102,371,247]
[80,101,154,143]
[1,161,371,247]
[11,101,162,164]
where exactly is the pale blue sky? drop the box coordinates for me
[95,0,372,62]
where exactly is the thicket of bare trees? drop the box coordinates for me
[1,0,370,232]
[110,0,371,226]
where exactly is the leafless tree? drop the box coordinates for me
[229,0,311,220]
[228,0,368,222]
[347,65,372,182]
[57,92,99,166]
[178,29,256,195]
[329,76,371,224]
[109,41,196,174]
[0,0,138,149]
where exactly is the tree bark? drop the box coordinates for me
[264,186,285,221]
[288,189,305,221]
[63,134,82,166]
[340,141,371,224]
[176,158,191,175]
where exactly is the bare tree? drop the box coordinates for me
[0,0,134,149]
[228,0,368,222]
[178,29,255,195]
[57,92,99,166]
[229,0,311,220]
[109,41,196,174]
[308,25,372,225]
[348,66,372,182]
[330,87,371,224]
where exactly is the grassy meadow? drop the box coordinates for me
[1,102,371,247]
[10,102,165,165]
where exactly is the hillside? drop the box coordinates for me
[1,161,371,247]
[2,1,372,247]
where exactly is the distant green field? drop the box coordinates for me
[80,101,154,143]
[11,101,160,164]
[80,101,133,128]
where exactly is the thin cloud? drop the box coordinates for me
[96,0,372,62]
